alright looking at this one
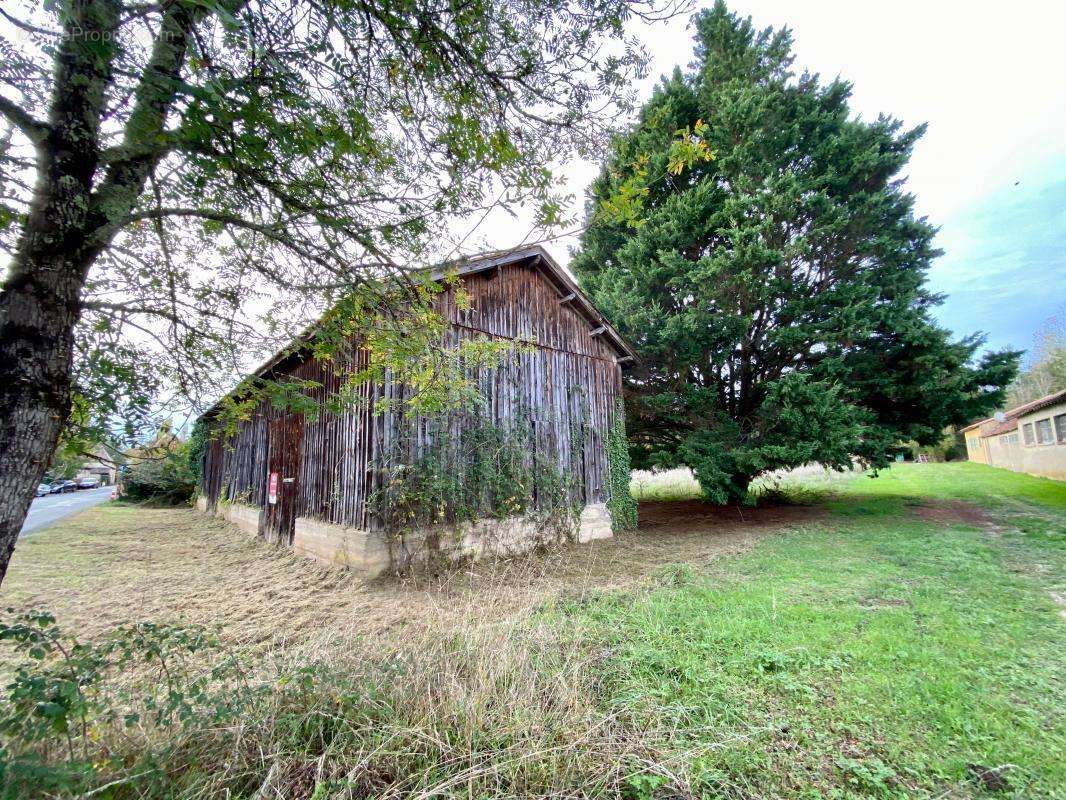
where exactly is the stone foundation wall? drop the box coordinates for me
[196,497,614,574]
[291,504,614,575]
[217,502,261,537]
[392,515,560,569]
[577,503,613,543]
[293,517,391,578]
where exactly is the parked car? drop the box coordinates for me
[76,476,101,489]
[50,480,77,493]
[36,483,51,497]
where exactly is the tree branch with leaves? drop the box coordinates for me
[0,0,682,584]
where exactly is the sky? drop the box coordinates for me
[497,0,1066,362]
[3,1,1062,369]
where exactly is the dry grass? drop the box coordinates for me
[0,498,816,798]
[5,608,738,799]
[1,498,819,652]
[190,621,736,800]
[3,465,1062,799]
[630,467,702,502]
[631,464,864,503]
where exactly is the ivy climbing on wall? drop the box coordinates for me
[369,407,583,568]
[606,399,637,531]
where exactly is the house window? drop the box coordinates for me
[1035,418,1053,444]
[1055,414,1066,444]
[1022,423,1036,446]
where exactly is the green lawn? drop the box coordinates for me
[555,463,1066,798]
[828,461,1066,511]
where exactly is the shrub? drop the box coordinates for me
[0,610,259,799]
[944,439,968,462]
[606,399,638,531]
[121,442,196,505]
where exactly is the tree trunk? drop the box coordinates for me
[0,89,102,583]
[0,255,87,583]
[0,0,204,584]
[0,0,231,586]
[0,0,121,584]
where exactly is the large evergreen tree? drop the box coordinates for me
[572,2,1020,503]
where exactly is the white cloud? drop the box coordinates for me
[629,0,1066,225]
[489,0,1066,260]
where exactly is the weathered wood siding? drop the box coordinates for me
[201,259,624,536]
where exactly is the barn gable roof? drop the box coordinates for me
[435,245,636,361]
[201,246,635,420]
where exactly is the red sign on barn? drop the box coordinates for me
[268,472,279,505]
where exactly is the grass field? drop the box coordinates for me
[1,463,1063,798]
[564,464,1066,798]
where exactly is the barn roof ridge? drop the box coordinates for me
[200,245,635,420]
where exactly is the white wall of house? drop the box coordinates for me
[985,431,1023,473]
[1014,400,1066,480]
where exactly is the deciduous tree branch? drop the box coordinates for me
[0,96,49,148]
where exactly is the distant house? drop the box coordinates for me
[196,246,637,576]
[77,445,119,484]
[960,389,1066,480]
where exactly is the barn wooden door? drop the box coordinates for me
[265,414,304,545]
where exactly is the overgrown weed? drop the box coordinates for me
[0,609,724,799]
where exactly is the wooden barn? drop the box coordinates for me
[196,246,636,575]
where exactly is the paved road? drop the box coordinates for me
[20,486,114,537]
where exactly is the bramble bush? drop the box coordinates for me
[0,610,260,798]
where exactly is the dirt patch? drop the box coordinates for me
[859,597,908,610]
[909,500,997,527]
[638,499,823,533]
[0,500,821,652]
